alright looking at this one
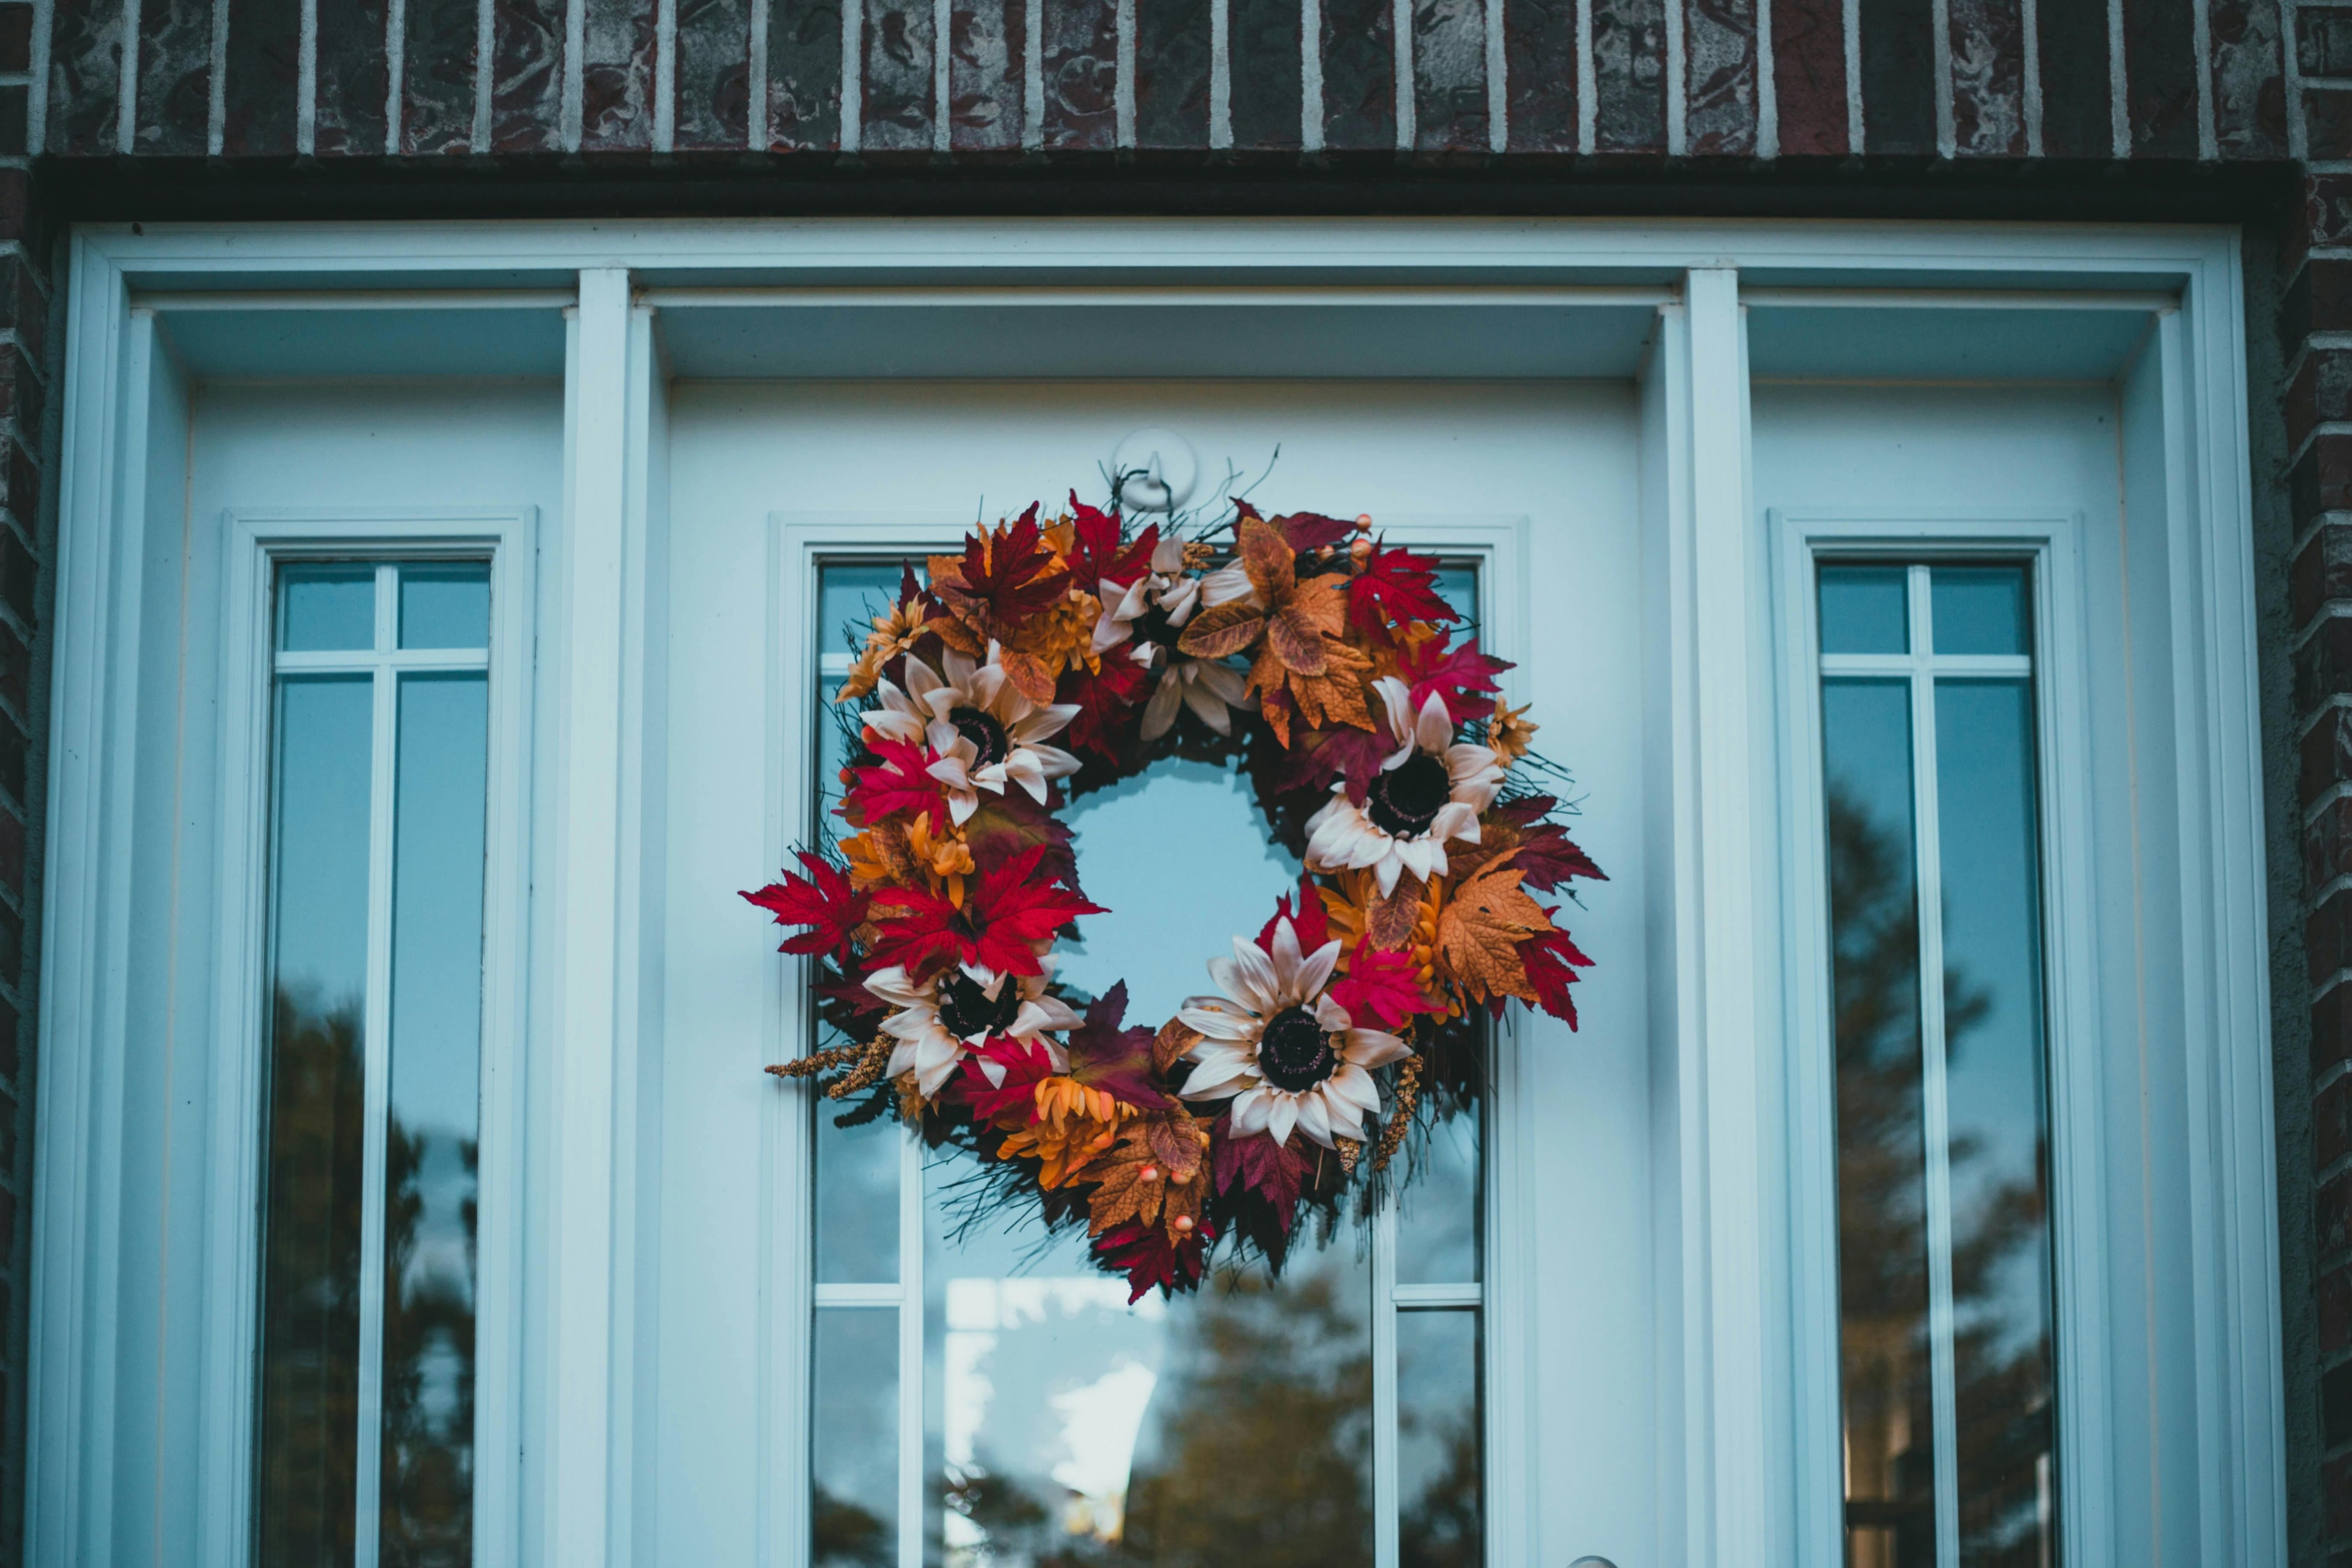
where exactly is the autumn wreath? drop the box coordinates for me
[746,493,1601,1301]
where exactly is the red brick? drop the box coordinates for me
[2324,1075,2351,1172]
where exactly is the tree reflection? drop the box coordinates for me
[379,1112,479,1566]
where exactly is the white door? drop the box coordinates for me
[656,379,1655,1567]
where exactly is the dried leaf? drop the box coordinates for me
[1265,604,1330,674]
[1366,870,1423,950]
[1080,1112,1210,1235]
[1434,858,1548,1003]
[1153,1017,1203,1074]
[1238,515,1296,601]
[1288,575,1349,638]
[1177,602,1266,659]
[997,646,1061,706]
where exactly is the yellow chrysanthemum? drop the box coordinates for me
[1486,697,1539,762]
[996,1076,1130,1188]
[835,597,936,702]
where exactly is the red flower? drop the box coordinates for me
[1056,656,1149,762]
[740,851,870,962]
[1349,541,1458,638]
[1255,877,1332,955]
[1328,945,1427,1029]
[865,844,1104,982]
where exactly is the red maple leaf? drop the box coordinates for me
[1398,632,1513,724]
[1255,877,1332,955]
[960,1038,1058,1122]
[843,737,948,828]
[1093,1217,1214,1302]
[1273,724,1392,801]
[740,851,870,960]
[1272,510,1357,553]
[1212,1117,1312,1230]
[1065,981,1175,1108]
[938,507,1068,629]
[1519,923,1593,1027]
[865,844,1104,981]
[1328,945,1428,1029]
[1063,492,1159,590]
[1348,541,1458,637]
[1056,656,1149,762]
[1487,796,1607,890]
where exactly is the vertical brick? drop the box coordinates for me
[2329,1448,2352,1538]
[0,6,31,73]
[767,0,844,146]
[0,809,24,895]
[1684,0,1757,152]
[134,0,215,152]
[1503,0,1576,151]
[1320,0,1394,147]
[2035,0,2112,155]
[862,0,936,150]
[224,0,303,153]
[2210,0,2287,156]
[1592,0,1666,150]
[2120,0,2196,155]
[1945,0,2023,153]
[2314,89,2352,160]
[403,0,478,149]
[949,0,1025,148]
[1857,0,1932,152]
[1041,0,1116,148]
[1770,0,1844,152]
[2327,1264,2352,1354]
[1229,0,1302,147]
[0,532,32,628]
[678,0,755,147]
[46,0,123,154]
[2323,1074,2352,1172]
[1413,0,1487,150]
[315,0,393,153]
[0,87,28,156]
[1133,0,1210,147]
[582,0,659,147]
[2295,523,2352,629]
[491,0,568,150]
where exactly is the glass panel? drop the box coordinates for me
[1395,1106,1480,1286]
[923,1162,1374,1567]
[814,1308,902,1567]
[1929,568,2028,658]
[1932,680,2058,1567]
[1397,1310,1482,1568]
[1819,567,1909,656]
[380,673,489,1566]
[280,565,378,653]
[398,564,491,650]
[817,1108,902,1284]
[1432,565,1479,624]
[256,674,377,1568]
[823,564,910,651]
[1821,677,1936,1567]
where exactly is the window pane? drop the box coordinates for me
[816,1108,901,1284]
[1397,1309,1482,1568]
[1820,678,1936,1565]
[814,1308,900,1567]
[281,565,377,653]
[399,564,491,650]
[381,673,489,1566]
[256,674,376,1568]
[1933,679,2057,1567]
[1395,1106,1480,1286]
[1929,568,2028,657]
[1432,565,1479,623]
[822,564,908,652]
[1819,567,1909,656]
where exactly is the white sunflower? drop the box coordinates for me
[1177,918,1411,1148]
[866,955,1082,1098]
[860,645,1081,824]
[1302,676,1506,896]
[1092,537,1204,661]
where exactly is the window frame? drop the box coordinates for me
[1769,511,2108,1565]
[205,508,537,1567]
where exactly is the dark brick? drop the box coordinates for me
[46,0,123,155]
[133,0,213,153]
[492,0,568,150]
[1133,0,1210,147]
[224,0,303,155]
[679,0,755,147]
[0,993,17,1080]
[1686,0,1757,152]
[0,903,25,989]
[1230,0,1302,147]
[2322,1167,2352,1255]
[2329,1448,2352,1536]
[2292,348,2352,455]
[2277,257,2352,354]
[0,7,33,74]
[0,719,25,810]
[316,0,393,154]
[2325,1074,2352,1171]
[0,87,29,158]
[1770,0,1844,153]
[2300,616,2352,714]
[0,808,26,895]
[2309,5,2352,77]
[0,531,30,628]
[1505,0,1577,152]
[2295,526,2352,629]
[2120,0,2197,155]
[2328,1265,2352,1353]
[1593,0,1666,150]
[2292,436,2352,524]
[950,0,1026,150]
[2036,0,2112,156]
[2211,0,2287,156]
[1858,0,1932,153]
[1321,0,1395,148]
[863,0,937,150]
[2305,706,2352,809]
[2314,89,2352,163]
[0,349,49,441]
[1414,0,1487,151]
[1946,0,2024,154]
[0,441,37,532]
[1042,0,1116,149]
[581,0,659,150]
[2319,885,2352,986]
[767,0,844,147]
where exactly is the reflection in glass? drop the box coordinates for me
[257,674,376,1568]
[1397,1310,1481,1568]
[280,565,377,652]
[1821,678,1934,1568]
[1395,1108,1479,1286]
[380,673,489,1566]
[1820,567,1909,656]
[817,1105,900,1283]
[399,565,492,650]
[1928,569,2027,658]
[815,1309,901,1567]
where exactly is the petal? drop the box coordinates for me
[1140,670,1184,740]
[1415,691,1453,754]
[1326,1061,1383,1114]
[1320,1090,1368,1141]
[1224,936,1282,1014]
[1374,851,1403,897]
[1431,801,1482,846]
[1372,676,1415,743]
[864,965,929,1007]
[1296,939,1343,1005]
[1342,1029,1412,1070]
[1269,918,1304,993]
[1314,992,1352,1032]
[1193,659,1250,704]
[1181,676,1234,735]
[1012,703,1081,744]
[885,1038,920,1080]
[1294,1092,1334,1148]
[1230,1085,1273,1135]
[946,786,981,825]
[1180,997,1263,1041]
[1265,1094,1300,1147]
[903,655,945,712]
[1024,743,1082,780]
[1199,563,1259,609]
[1179,1053,1258,1098]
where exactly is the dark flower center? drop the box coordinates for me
[949,705,1010,769]
[1366,751,1451,838]
[937,972,1023,1039]
[1258,1005,1338,1093]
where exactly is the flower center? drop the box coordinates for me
[936,972,1023,1039]
[949,705,1010,769]
[1366,751,1451,839]
[1257,1005,1338,1093]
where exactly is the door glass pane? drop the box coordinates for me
[281,565,378,652]
[1397,1309,1482,1568]
[1821,677,1935,1566]
[815,1308,902,1566]
[1819,567,1909,655]
[1932,679,2057,1564]
[398,565,492,650]
[817,1108,900,1283]
[1395,1107,1480,1286]
[1927,568,2027,658]
[257,674,377,1567]
[381,671,490,1565]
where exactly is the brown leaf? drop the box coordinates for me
[1289,575,1349,637]
[1177,601,1267,659]
[1079,1112,1210,1235]
[1435,859,1548,1003]
[1143,1110,1210,1185]
[1153,1017,1203,1074]
[1367,871,1424,950]
[1266,605,1331,674]
[997,647,1061,706]
[1239,516,1296,602]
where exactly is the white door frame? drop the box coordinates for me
[29,219,2270,1568]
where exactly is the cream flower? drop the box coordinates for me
[1302,676,1506,896]
[1092,537,1204,662]
[866,956,1082,1098]
[1177,918,1410,1148]
[862,646,1081,824]
[1140,656,1254,740]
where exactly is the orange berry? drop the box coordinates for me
[1140,1166,1159,1183]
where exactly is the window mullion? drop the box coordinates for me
[898,1127,925,1568]
[353,563,402,1568]
[1373,1195,1400,1568]
[1906,564,1962,1568]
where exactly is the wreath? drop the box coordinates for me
[747,491,1601,1302]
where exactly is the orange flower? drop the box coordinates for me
[836,596,937,702]
[996,1076,1131,1188]
[1486,697,1539,762]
